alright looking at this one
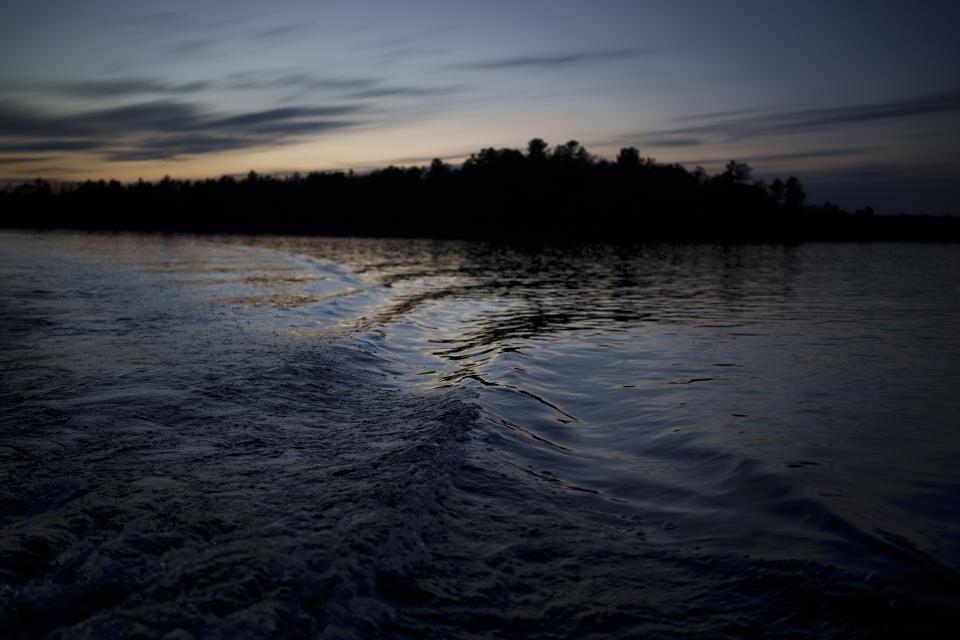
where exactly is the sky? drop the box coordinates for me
[1,0,958,213]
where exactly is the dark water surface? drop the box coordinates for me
[2,231,959,638]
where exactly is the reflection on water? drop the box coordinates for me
[2,231,959,636]
[359,241,957,555]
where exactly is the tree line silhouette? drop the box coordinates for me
[2,138,957,242]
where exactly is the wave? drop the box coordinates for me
[2,232,959,637]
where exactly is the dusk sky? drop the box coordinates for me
[2,0,958,213]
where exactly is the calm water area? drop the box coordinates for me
[2,231,959,637]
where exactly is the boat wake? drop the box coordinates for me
[1,232,958,638]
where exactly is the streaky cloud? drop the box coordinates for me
[220,72,456,103]
[107,121,355,161]
[107,136,270,161]
[113,10,187,28]
[253,22,317,40]
[0,140,105,153]
[201,106,364,130]
[0,156,55,164]
[0,101,91,137]
[71,101,204,134]
[747,147,877,162]
[674,107,772,122]
[6,165,68,176]
[644,138,704,148]
[452,47,655,70]
[28,72,453,107]
[346,85,460,100]
[776,90,960,130]
[0,100,209,138]
[380,151,473,165]
[167,39,217,56]
[224,72,380,93]
[662,90,960,141]
[679,147,877,167]
[48,78,212,98]
[0,100,364,138]
[0,99,365,161]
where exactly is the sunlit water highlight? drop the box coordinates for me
[2,231,959,637]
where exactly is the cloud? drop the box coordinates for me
[346,85,460,100]
[106,119,357,161]
[679,147,876,167]
[379,151,474,166]
[47,78,211,98]
[663,90,960,141]
[6,165,69,176]
[0,99,365,161]
[0,140,104,152]
[106,136,272,161]
[747,147,875,163]
[253,22,318,40]
[0,101,90,137]
[453,47,654,70]
[673,107,769,122]
[644,138,704,148]
[224,72,380,93]
[0,100,206,139]
[221,72,458,102]
[0,100,365,137]
[0,156,55,164]
[200,106,363,130]
[0,68,458,165]
[166,39,217,56]
[114,10,188,28]
[9,72,383,101]
[11,70,455,109]
[76,101,205,133]
[773,91,960,131]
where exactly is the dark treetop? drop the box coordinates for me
[3,139,958,242]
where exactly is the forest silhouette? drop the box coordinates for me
[2,139,957,242]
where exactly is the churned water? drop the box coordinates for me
[1,231,959,638]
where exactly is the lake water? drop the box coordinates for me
[2,231,959,637]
